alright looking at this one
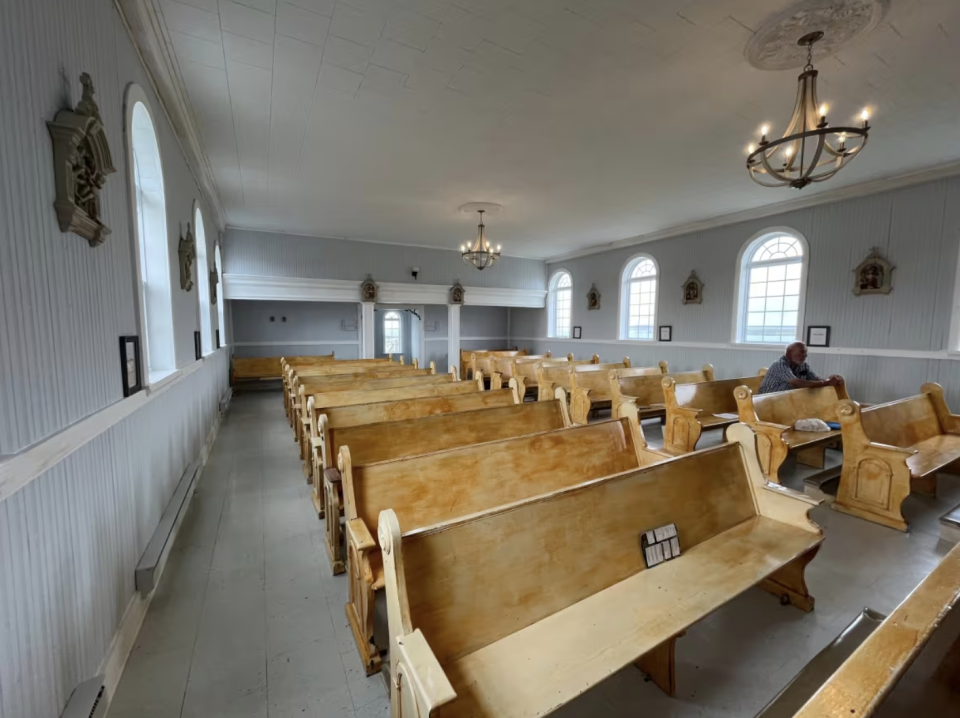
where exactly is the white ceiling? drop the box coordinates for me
[159,0,960,259]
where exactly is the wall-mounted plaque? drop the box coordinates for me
[119,336,143,397]
[658,325,672,342]
[194,330,202,360]
[853,247,894,295]
[682,271,703,305]
[450,281,465,305]
[179,223,196,291]
[360,275,378,302]
[586,284,601,310]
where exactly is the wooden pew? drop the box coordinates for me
[321,399,568,577]
[508,354,583,400]
[488,353,556,391]
[473,349,529,381]
[735,384,849,483]
[298,378,485,476]
[535,355,609,402]
[234,354,334,385]
[832,384,960,531]
[461,349,526,381]
[283,357,399,423]
[569,361,670,424]
[340,415,671,674]
[610,363,707,421]
[378,422,823,715]
[662,371,768,454]
[790,541,960,717]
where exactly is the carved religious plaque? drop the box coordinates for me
[179,223,196,291]
[853,247,894,296]
[450,281,465,305]
[210,269,219,305]
[47,73,116,246]
[682,271,704,305]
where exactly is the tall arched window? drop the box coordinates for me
[215,244,225,347]
[620,255,658,340]
[194,204,212,355]
[126,87,175,380]
[735,230,808,344]
[383,311,402,354]
[548,271,572,338]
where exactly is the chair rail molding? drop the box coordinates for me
[223,274,547,308]
[113,0,226,231]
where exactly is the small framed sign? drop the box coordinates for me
[216,329,221,349]
[119,335,143,397]
[572,326,582,339]
[658,325,672,342]
[807,325,831,347]
[641,523,680,568]
[194,330,202,360]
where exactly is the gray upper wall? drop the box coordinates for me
[224,228,546,290]
[539,176,960,352]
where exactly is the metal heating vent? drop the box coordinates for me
[60,676,107,718]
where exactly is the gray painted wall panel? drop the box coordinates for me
[224,228,547,290]
[461,306,509,338]
[231,343,360,360]
[231,300,359,344]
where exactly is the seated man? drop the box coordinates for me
[759,342,844,394]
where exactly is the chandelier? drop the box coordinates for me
[746,31,870,189]
[460,209,501,270]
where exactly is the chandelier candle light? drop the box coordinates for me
[461,209,501,270]
[746,31,870,189]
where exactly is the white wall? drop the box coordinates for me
[512,176,960,408]
[230,300,360,359]
[0,0,228,715]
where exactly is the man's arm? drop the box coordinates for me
[788,376,843,389]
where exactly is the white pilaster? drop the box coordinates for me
[361,302,375,359]
[447,304,461,375]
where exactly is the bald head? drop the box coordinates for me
[785,342,808,366]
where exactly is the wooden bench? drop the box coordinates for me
[283,357,399,422]
[569,361,669,424]
[234,354,334,384]
[321,399,570,577]
[341,415,670,674]
[832,383,960,531]
[790,541,960,717]
[308,389,521,516]
[298,379,485,476]
[662,371,768,454]
[735,384,849,484]
[537,357,622,402]
[462,349,526,381]
[378,422,823,716]
[508,354,587,400]
[472,349,529,381]
[610,363,707,421]
[488,353,557,391]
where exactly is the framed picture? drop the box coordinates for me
[119,335,143,397]
[658,325,672,342]
[807,325,831,347]
[853,248,894,296]
[216,329,221,349]
[194,330,202,360]
[572,326,582,339]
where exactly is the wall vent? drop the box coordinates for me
[60,676,106,718]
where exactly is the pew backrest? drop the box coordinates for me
[665,374,765,416]
[332,400,569,468]
[857,389,949,447]
[535,356,604,391]
[302,373,449,396]
[492,353,552,379]
[237,356,330,380]
[299,367,434,386]
[611,364,713,408]
[343,418,645,534]
[738,385,849,427]
[310,380,483,415]
[465,349,526,379]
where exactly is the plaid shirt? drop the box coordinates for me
[759,355,821,394]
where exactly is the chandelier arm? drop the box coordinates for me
[799,133,827,183]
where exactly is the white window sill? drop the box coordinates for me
[146,369,180,393]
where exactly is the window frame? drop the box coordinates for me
[618,253,659,341]
[193,201,214,356]
[382,310,403,355]
[732,227,810,346]
[547,269,573,339]
[215,243,226,347]
[124,84,176,384]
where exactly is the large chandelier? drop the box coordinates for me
[460,209,501,271]
[746,31,870,189]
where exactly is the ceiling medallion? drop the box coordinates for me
[746,0,888,71]
[745,31,870,190]
[460,209,501,271]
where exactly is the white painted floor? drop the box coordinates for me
[109,393,960,718]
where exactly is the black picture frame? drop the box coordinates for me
[194,330,202,360]
[658,325,672,342]
[572,326,582,339]
[216,329,221,349]
[119,335,143,397]
[807,325,831,347]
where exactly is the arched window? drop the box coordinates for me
[620,255,658,340]
[548,271,572,338]
[736,230,808,344]
[383,311,402,354]
[215,243,225,347]
[194,204,212,355]
[127,87,175,380]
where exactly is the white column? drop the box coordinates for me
[361,302,375,358]
[447,304,461,376]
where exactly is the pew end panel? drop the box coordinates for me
[379,436,824,717]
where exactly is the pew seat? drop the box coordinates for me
[611,364,709,422]
[380,424,822,717]
[834,383,960,531]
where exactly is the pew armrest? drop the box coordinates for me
[311,437,323,449]
[324,467,342,485]
[396,629,457,714]
[346,518,376,552]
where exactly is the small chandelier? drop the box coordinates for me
[746,31,870,190]
[460,209,501,271]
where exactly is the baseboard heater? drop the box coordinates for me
[135,458,201,595]
[60,676,106,718]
